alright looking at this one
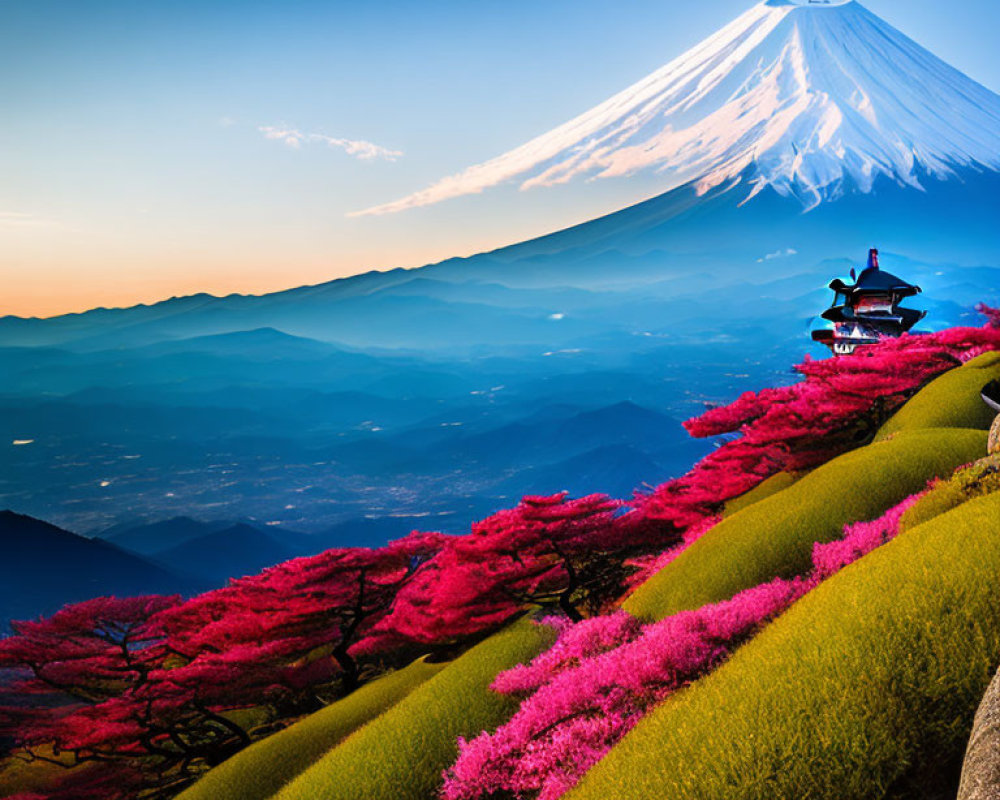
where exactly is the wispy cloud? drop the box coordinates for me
[347,147,538,217]
[259,126,402,162]
[757,247,798,263]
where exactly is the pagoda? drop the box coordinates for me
[811,248,926,355]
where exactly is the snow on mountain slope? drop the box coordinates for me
[355,0,1000,216]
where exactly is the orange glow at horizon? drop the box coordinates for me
[2,258,406,318]
[0,234,498,318]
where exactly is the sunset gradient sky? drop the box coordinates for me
[3,0,998,317]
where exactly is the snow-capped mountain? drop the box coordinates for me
[357,0,1000,218]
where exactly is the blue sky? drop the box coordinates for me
[2,0,998,315]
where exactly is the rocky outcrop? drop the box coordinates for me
[959,667,1000,800]
[989,414,1000,456]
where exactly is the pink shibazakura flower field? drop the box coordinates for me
[442,492,926,800]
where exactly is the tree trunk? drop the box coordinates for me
[557,590,582,623]
[958,666,1000,800]
[332,644,360,693]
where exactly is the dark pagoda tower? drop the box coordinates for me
[811,248,926,355]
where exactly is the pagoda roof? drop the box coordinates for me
[829,266,921,297]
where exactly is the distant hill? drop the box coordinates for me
[385,401,696,474]
[314,517,430,550]
[491,444,669,501]
[0,510,197,628]
[99,516,231,556]
[152,523,311,585]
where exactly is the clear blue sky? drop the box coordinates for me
[2,0,998,315]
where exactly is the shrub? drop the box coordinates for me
[0,535,444,799]
[634,321,1000,532]
[441,494,921,800]
[372,494,665,651]
[900,453,1000,532]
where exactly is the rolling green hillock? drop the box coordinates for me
[875,352,1000,440]
[176,657,445,800]
[570,492,1000,800]
[624,427,986,621]
[271,617,556,800]
[722,470,802,517]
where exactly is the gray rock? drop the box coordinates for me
[959,666,1000,799]
[989,414,1000,456]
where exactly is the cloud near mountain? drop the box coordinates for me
[260,125,403,161]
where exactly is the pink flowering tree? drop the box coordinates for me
[374,494,668,652]
[157,531,445,698]
[635,315,1000,530]
[0,534,445,798]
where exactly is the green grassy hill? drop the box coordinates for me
[570,491,1000,800]
[271,617,555,800]
[875,351,1000,439]
[721,470,803,517]
[176,657,446,800]
[624,426,986,620]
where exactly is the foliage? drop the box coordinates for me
[441,493,922,800]
[0,536,442,798]
[374,494,662,645]
[900,453,1000,532]
[3,311,999,800]
[635,319,1000,531]
[0,492,658,799]
[271,617,557,800]
[568,493,1000,800]
[619,514,721,593]
[175,657,445,800]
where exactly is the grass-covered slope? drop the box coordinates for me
[272,617,556,800]
[571,492,1000,800]
[176,658,445,800]
[875,351,1000,440]
[624,427,986,620]
[721,470,802,517]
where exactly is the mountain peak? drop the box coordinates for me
[765,0,854,8]
[355,0,1000,217]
